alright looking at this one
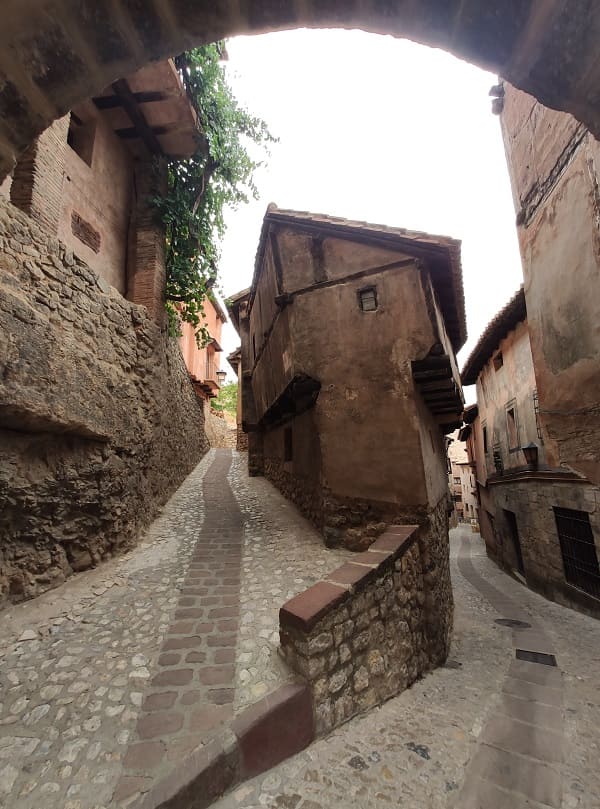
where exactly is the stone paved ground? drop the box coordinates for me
[0,450,216,809]
[213,526,600,809]
[228,454,350,712]
[0,450,348,808]
[2,456,600,809]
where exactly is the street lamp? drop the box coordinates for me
[216,369,227,387]
[521,442,538,469]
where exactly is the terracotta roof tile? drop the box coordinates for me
[461,286,526,385]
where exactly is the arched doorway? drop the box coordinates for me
[0,0,599,179]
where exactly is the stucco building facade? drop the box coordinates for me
[232,206,466,554]
[496,81,600,492]
[462,288,600,616]
[179,296,227,402]
[447,431,478,527]
[2,59,200,319]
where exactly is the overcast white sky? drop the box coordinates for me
[217,30,524,395]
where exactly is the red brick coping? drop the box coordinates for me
[129,683,313,809]
[128,527,421,809]
[279,525,420,633]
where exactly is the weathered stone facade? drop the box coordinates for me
[499,83,600,489]
[236,425,248,452]
[0,198,209,606]
[462,288,600,617]
[263,454,323,536]
[279,505,452,735]
[479,476,600,618]
[233,208,465,552]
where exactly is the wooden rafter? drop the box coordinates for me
[110,79,163,156]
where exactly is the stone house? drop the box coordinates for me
[462,287,600,616]
[495,81,600,493]
[179,296,227,403]
[447,430,478,526]
[231,205,466,552]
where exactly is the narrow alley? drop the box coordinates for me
[1,450,599,809]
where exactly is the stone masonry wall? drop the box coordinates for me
[264,457,323,533]
[264,456,441,553]
[236,425,248,452]
[0,198,210,606]
[279,505,452,736]
[482,476,600,617]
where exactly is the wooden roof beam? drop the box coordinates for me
[111,79,163,156]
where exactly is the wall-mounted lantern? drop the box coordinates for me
[521,442,538,469]
[216,369,227,386]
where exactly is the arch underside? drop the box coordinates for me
[0,0,599,178]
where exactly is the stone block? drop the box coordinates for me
[353,666,369,692]
[307,631,333,654]
[326,562,373,589]
[467,744,562,807]
[352,630,370,652]
[280,581,347,632]
[480,714,563,763]
[328,668,349,694]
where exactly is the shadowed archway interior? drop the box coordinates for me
[0,0,599,181]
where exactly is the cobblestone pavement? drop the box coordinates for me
[0,450,349,809]
[3,457,600,809]
[213,526,600,809]
[228,453,350,712]
[0,450,215,809]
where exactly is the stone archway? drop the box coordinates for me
[1,0,599,179]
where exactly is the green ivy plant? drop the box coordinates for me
[153,43,274,344]
[213,381,238,417]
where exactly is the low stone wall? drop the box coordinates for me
[279,514,452,736]
[0,198,210,606]
[263,457,429,552]
[264,458,323,530]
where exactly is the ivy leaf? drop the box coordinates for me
[152,43,276,346]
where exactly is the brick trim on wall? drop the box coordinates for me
[10,116,69,236]
[278,524,451,735]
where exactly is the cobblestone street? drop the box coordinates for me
[1,450,600,808]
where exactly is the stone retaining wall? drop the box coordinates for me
[279,510,452,735]
[0,198,210,606]
[264,458,323,531]
[263,455,437,553]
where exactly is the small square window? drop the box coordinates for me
[67,113,96,167]
[493,352,504,371]
[358,287,377,312]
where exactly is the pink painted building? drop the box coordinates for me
[179,297,227,402]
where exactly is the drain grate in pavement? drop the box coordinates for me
[495,618,531,629]
[516,649,557,666]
